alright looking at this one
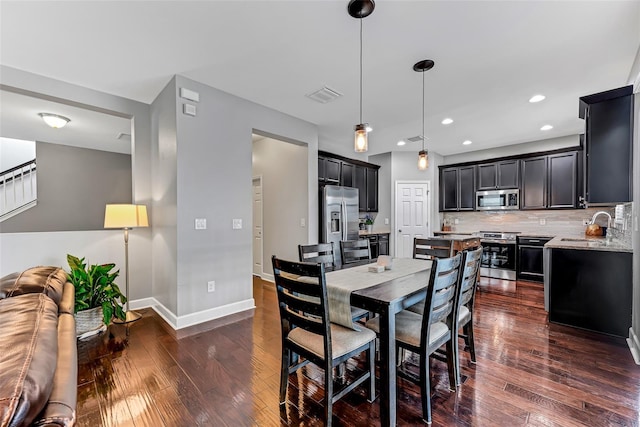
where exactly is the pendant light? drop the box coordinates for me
[348,0,375,153]
[414,59,434,170]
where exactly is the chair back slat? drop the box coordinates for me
[455,247,483,317]
[298,243,336,270]
[340,239,371,265]
[414,237,454,260]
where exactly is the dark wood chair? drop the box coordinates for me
[340,239,371,265]
[413,237,454,260]
[453,247,483,387]
[298,242,368,322]
[365,253,462,424]
[271,256,376,427]
[298,242,336,271]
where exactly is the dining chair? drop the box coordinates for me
[298,242,336,271]
[340,239,371,265]
[271,256,376,427]
[413,237,454,260]
[365,253,462,424]
[298,242,369,323]
[453,247,483,387]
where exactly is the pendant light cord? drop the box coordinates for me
[422,68,425,151]
[360,17,363,124]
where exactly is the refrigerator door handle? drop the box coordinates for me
[342,200,348,241]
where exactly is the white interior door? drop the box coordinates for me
[395,181,431,258]
[252,177,263,276]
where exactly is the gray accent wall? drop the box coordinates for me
[1,142,131,232]
[631,91,639,361]
[154,75,318,319]
[252,137,308,276]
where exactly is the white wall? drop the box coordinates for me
[252,137,308,277]
[368,152,391,231]
[0,66,152,301]
[630,90,640,362]
[444,134,580,165]
[0,137,35,170]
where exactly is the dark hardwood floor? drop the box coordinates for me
[76,276,640,426]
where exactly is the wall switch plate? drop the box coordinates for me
[207,281,215,292]
[180,88,200,102]
[183,103,197,116]
[384,218,389,225]
[539,218,546,225]
[300,218,305,227]
[195,218,207,230]
[232,218,242,229]
[454,218,459,225]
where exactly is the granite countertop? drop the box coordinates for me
[438,234,481,241]
[359,229,391,236]
[544,236,632,253]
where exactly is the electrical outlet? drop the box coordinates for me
[384,218,389,225]
[454,218,459,225]
[539,218,546,225]
[232,219,242,229]
[207,281,215,293]
[300,218,305,227]
[195,218,207,230]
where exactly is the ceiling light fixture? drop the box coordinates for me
[463,140,473,145]
[529,94,546,103]
[540,124,553,131]
[397,140,406,146]
[441,118,453,125]
[348,0,375,153]
[414,59,435,170]
[38,113,70,129]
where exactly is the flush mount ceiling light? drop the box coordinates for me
[540,124,553,131]
[529,94,546,103]
[414,59,435,170]
[38,113,70,128]
[441,118,454,125]
[463,140,473,145]
[348,0,375,153]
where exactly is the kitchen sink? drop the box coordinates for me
[560,238,590,242]
[560,238,607,246]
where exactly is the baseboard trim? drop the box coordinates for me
[129,296,255,330]
[261,273,274,283]
[627,327,640,365]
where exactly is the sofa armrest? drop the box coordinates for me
[32,313,77,427]
[58,283,75,315]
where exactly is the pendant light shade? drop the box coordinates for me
[414,59,434,170]
[348,0,375,153]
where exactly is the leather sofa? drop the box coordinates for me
[0,267,77,427]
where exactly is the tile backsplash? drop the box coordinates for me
[609,202,633,246]
[442,207,618,238]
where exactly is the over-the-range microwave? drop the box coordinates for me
[476,189,519,210]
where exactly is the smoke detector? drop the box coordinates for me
[305,86,343,104]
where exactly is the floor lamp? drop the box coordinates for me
[104,204,149,323]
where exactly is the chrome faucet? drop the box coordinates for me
[590,211,612,228]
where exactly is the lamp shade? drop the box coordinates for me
[104,204,148,229]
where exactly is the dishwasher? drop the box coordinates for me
[516,236,552,282]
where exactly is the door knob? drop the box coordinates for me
[398,229,402,233]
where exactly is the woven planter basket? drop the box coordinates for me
[75,307,105,337]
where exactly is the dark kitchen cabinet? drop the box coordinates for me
[439,165,475,212]
[477,160,519,190]
[516,236,551,282]
[318,151,379,212]
[521,152,579,210]
[364,233,389,259]
[580,86,633,205]
[521,156,547,209]
[549,248,632,337]
[378,234,389,255]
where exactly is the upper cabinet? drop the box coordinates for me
[580,86,634,205]
[521,152,579,210]
[476,160,519,190]
[318,151,379,212]
[440,165,475,211]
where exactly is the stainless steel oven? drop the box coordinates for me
[479,231,519,281]
[476,189,519,211]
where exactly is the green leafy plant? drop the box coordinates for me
[67,254,126,325]
[364,214,374,225]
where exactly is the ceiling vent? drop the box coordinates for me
[305,86,343,104]
[407,135,426,143]
[116,132,131,140]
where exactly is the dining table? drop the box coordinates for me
[325,257,433,427]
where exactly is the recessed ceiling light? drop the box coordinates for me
[441,118,453,125]
[397,140,406,146]
[529,94,546,103]
[462,140,473,145]
[366,126,373,133]
[540,124,553,131]
[38,113,70,128]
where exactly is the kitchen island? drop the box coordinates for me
[545,236,632,338]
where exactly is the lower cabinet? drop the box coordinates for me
[548,248,632,337]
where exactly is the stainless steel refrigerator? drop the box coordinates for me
[321,185,360,266]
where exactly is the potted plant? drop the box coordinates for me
[67,254,126,337]
[364,214,374,232]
